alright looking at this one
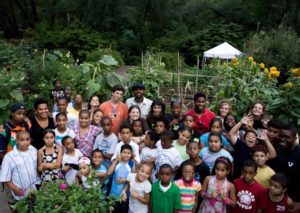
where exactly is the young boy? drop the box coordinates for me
[232,159,265,213]
[54,112,76,146]
[93,116,118,168]
[111,124,140,163]
[273,123,300,211]
[175,141,210,185]
[260,173,294,212]
[151,164,181,213]
[252,144,275,188]
[155,130,182,176]
[266,119,282,152]
[107,144,136,213]
[229,115,276,178]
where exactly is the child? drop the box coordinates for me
[174,161,202,213]
[260,173,295,212]
[61,136,83,185]
[229,115,276,178]
[52,97,77,129]
[155,118,168,139]
[131,119,146,148]
[199,132,233,173]
[155,130,183,176]
[107,144,136,213]
[125,161,153,213]
[173,126,193,161]
[76,157,96,189]
[146,98,166,130]
[38,129,63,182]
[93,116,118,167]
[165,100,182,139]
[91,149,108,188]
[266,119,282,152]
[175,141,210,185]
[252,144,275,188]
[182,115,201,143]
[111,124,140,163]
[199,157,236,212]
[140,130,158,163]
[0,131,40,201]
[200,118,230,149]
[151,164,181,213]
[54,112,76,147]
[232,159,265,213]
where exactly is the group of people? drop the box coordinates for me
[0,80,299,213]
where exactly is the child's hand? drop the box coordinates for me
[220,189,226,199]
[241,114,253,126]
[131,191,139,199]
[116,177,126,184]
[121,190,127,201]
[257,129,268,141]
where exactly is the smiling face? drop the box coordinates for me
[267,127,280,143]
[11,109,26,124]
[244,132,257,148]
[225,115,236,128]
[57,99,68,113]
[134,88,145,99]
[36,103,49,119]
[63,138,75,152]
[187,142,200,159]
[153,105,162,117]
[79,164,90,176]
[208,135,222,152]
[211,121,222,133]
[183,115,195,128]
[129,108,140,120]
[120,148,132,162]
[90,96,100,108]
[219,103,230,118]
[182,164,195,182]
[132,120,143,135]
[112,90,123,103]
[79,112,90,128]
[178,130,192,145]
[171,103,181,117]
[252,103,264,117]
[120,128,132,143]
[92,111,103,126]
[253,151,268,167]
[136,164,152,182]
[194,97,206,113]
[161,137,172,149]
[159,167,173,186]
[92,151,103,167]
[56,114,68,129]
[279,129,296,150]
[215,162,229,180]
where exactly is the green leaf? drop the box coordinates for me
[81,64,91,74]
[103,73,123,88]
[291,108,300,118]
[86,80,100,98]
[0,99,10,108]
[9,90,23,102]
[99,55,118,66]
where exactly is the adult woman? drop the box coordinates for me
[250,101,267,130]
[29,98,55,150]
[88,95,101,116]
[122,105,149,131]
[73,109,101,157]
[216,100,232,124]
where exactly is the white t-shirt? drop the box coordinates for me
[155,147,183,171]
[62,149,83,185]
[93,133,118,154]
[111,141,141,163]
[127,173,152,213]
[54,128,76,147]
[140,147,157,161]
[159,181,171,192]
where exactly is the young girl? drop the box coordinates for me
[174,161,202,213]
[76,157,96,189]
[54,112,76,147]
[38,129,63,182]
[173,126,193,161]
[124,161,153,213]
[61,136,83,185]
[182,115,201,142]
[131,119,146,148]
[146,98,166,130]
[91,109,104,128]
[91,149,108,191]
[199,132,233,172]
[200,118,230,149]
[73,109,101,157]
[0,131,40,201]
[199,157,236,213]
[165,100,182,139]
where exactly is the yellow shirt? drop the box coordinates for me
[254,166,275,188]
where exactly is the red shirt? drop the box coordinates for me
[261,189,289,213]
[231,178,265,213]
[185,108,215,135]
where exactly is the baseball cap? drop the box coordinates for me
[10,103,26,113]
[78,157,91,165]
[132,83,145,90]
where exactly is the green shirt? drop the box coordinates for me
[173,140,189,161]
[151,181,181,213]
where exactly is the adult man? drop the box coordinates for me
[52,97,77,129]
[273,123,300,211]
[185,92,215,135]
[100,84,128,134]
[125,83,152,119]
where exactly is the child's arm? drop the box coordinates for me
[7,181,23,195]
[221,182,236,207]
[229,115,252,145]
[131,192,150,205]
[287,196,295,212]
[37,149,44,172]
[201,176,210,199]
[107,155,119,176]
[258,129,277,159]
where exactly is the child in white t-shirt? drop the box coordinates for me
[54,112,76,147]
[61,136,83,185]
[123,161,153,213]
[155,130,183,176]
[140,130,157,162]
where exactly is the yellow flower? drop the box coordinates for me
[252,61,257,66]
[291,68,300,76]
[259,63,265,69]
[264,68,269,74]
[223,62,228,68]
[269,69,280,78]
[284,82,293,88]
[248,56,254,62]
[270,66,277,72]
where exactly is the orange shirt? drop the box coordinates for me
[100,101,128,134]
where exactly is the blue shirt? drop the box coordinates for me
[200,132,229,147]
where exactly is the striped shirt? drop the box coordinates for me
[73,125,101,157]
[174,178,202,212]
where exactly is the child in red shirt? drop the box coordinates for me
[231,159,265,213]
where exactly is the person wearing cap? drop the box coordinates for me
[0,103,31,160]
[126,83,152,119]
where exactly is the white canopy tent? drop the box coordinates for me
[203,42,242,64]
